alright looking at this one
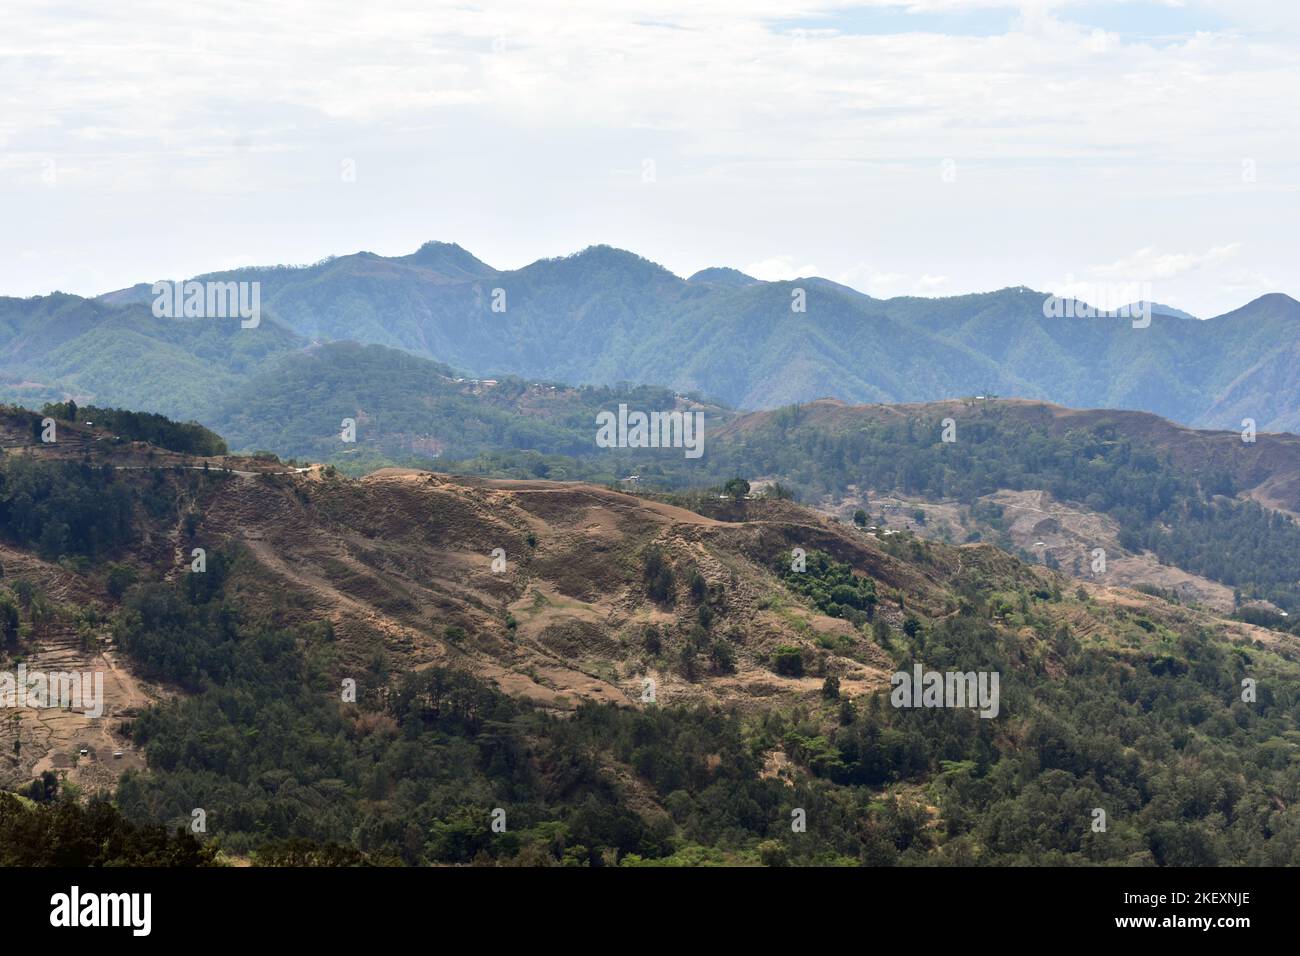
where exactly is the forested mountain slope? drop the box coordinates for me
[1,407,1298,865]
[5,241,1296,428]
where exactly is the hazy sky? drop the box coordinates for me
[3,0,1297,316]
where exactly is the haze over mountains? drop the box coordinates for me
[5,240,1296,434]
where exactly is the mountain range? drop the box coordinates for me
[3,241,1296,432]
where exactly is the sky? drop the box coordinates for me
[2,0,1297,317]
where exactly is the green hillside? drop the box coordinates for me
[2,435,1298,866]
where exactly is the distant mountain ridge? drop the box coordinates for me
[3,241,1297,432]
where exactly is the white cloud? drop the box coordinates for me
[1089,244,1243,280]
[0,0,1293,316]
[1221,270,1276,291]
[835,266,951,297]
[745,256,820,281]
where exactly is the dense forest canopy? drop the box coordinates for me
[102,547,1300,866]
[39,401,228,456]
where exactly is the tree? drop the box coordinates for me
[643,548,675,604]
[773,646,804,677]
[642,625,662,655]
[709,640,736,675]
[0,592,18,649]
[853,509,867,527]
[106,564,137,600]
[723,477,750,502]
[678,645,699,682]
[758,840,789,867]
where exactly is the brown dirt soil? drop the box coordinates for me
[181,468,911,712]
